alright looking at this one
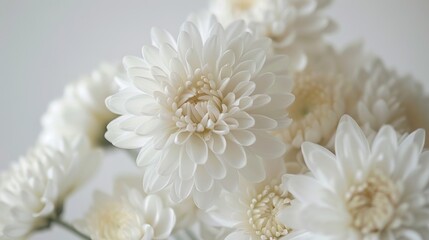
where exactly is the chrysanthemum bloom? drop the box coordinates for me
[279,115,429,239]
[275,45,357,173]
[77,180,175,240]
[353,59,429,144]
[208,159,293,239]
[0,137,101,239]
[210,0,336,71]
[105,16,293,208]
[107,175,198,233]
[39,63,120,147]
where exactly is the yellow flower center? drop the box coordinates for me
[248,184,291,239]
[288,74,334,121]
[172,69,229,138]
[346,170,399,234]
[88,201,143,240]
[231,0,257,12]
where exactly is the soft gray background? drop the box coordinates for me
[0,0,428,239]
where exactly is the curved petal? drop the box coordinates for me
[219,139,247,169]
[186,135,208,164]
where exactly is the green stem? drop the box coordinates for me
[51,218,90,240]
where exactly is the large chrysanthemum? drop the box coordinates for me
[0,137,101,239]
[352,59,429,144]
[210,0,336,71]
[280,115,429,239]
[77,178,176,240]
[39,63,120,147]
[207,159,293,240]
[105,16,293,208]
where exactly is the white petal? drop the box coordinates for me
[225,231,252,240]
[135,117,161,136]
[210,134,226,154]
[151,27,176,48]
[204,151,227,180]
[195,167,214,192]
[233,111,255,129]
[301,142,340,189]
[252,114,278,130]
[175,178,194,201]
[158,145,180,176]
[221,168,239,192]
[125,94,159,116]
[175,131,192,145]
[239,150,265,183]
[179,150,197,180]
[193,184,219,209]
[143,167,171,193]
[143,194,163,220]
[153,208,176,239]
[287,175,331,205]
[136,144,158,167]
[186,135,208,164]
[335,115,370,175]
[105,130,147,149]
[249,131,286,159]
[219,139,247,169]
[229,130,256,146]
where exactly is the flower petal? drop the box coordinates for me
[186,135,208,164]
[219,139,247,169]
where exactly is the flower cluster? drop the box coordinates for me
[1,1,429,240]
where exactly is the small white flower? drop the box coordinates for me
[78,179,175,240]
[39,63,120,147]
[105,15,293,208]
[208,159,293,240]
[352,59,429,144]
[0,137,101,239]
[210,0,336,71]
[111,175,198,233]
[280,115,429,239]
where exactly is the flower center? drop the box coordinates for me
[89,201,143,240]
[288,74,334,121]
[346,170,399,234]
[248,184,291,239]
[276,72,346,150]
[231,0,256,12]
[173,69,227,136]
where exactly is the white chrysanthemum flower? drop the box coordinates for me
[210,0,336,71]
[77,180,175,240]
[208,159,293,239]
[280,115,429,239]
[279,72,345,173]
[105,15,293,208]
[0,137,101,239]
[275,45,358,173]
[110,175,198,233]
[353,59,429,143]
[39,63,120,146]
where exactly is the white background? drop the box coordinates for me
[0,0,428,239]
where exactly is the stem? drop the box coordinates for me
[51,218,90,240]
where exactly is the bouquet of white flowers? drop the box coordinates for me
[2,1,429,239]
